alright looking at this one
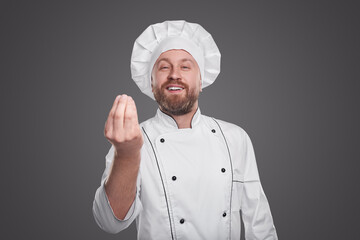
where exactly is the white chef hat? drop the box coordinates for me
[130,20,221,100]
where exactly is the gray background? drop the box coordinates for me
[2,0,359,239]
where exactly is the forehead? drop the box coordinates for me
[156,49,197,64]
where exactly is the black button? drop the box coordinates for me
[172,176,177,181]
[221,168,226,173]
[223,212,227,217]
[211,129,216,133]
[160,138,165,143]
[180,218,185,224]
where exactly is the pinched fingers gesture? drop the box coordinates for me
[104,95,143,158]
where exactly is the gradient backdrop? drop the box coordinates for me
[2,1,359,239]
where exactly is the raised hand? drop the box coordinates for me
[104,94,143,159]
[103,94,143,219]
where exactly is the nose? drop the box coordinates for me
[168,67,181,81]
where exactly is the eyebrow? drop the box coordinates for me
[156,58,195,65]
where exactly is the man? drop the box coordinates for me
[93,20,278,239]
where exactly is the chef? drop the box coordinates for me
[93,20,278,240]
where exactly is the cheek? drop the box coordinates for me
[189,72,201,89]
[152,74,163,88]
[154,72,168,84]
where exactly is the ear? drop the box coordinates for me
[199,75,203,92]
[151,76,155,92]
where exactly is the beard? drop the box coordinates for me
[153,81,199,116]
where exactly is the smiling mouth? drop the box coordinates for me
[166,86,184,92]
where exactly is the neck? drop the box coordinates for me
[161,103,198,129]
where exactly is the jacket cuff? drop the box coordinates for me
[92,180,139,233]
[102,180,136,221]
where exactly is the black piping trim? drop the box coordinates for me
[212,118,234,239]
[142,127,175,240]
[159,108,179,128]
[233,180,244,183]
[189,107,199,129]
[235,180,259,183]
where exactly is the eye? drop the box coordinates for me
[182,66,190,69]
[160,66,169,70]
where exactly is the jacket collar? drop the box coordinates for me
[155,107,201,129]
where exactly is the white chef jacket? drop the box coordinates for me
[93,108,278,240]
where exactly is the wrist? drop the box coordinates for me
[114,149,141,163]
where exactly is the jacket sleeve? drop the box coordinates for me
[240,132,278,240]
[92,145,143,234]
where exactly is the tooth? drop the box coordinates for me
[168,87,182,90]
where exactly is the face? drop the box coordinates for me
[151,49,202,116]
